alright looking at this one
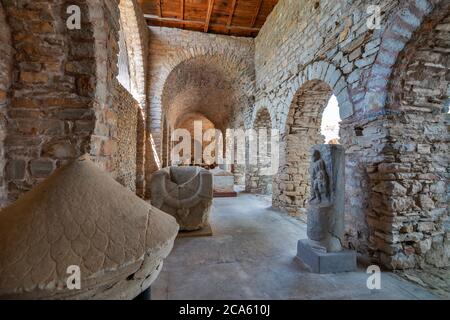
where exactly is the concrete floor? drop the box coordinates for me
[152,193,440,300]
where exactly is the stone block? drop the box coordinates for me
[296,239,357,274]
[6,159,26,180]
[30,159,54,178]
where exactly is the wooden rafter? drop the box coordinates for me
[144,14,260,32]
[251,0,263,27]
[158,0,162,17]
[180,0,185,28]
[204,0,214,32]
[180,0,185,19]
[139,0,279,37]
[227,0,237,27]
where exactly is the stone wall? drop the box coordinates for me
[87,0,121,173]
[113,82,139,192]
[273,80,331,215]
[118,0,148,108]
[117,0,148,196]
[135,107,146,197]
[254,0,448,268]
[367,2,449,269]
[0,0,123,206]
[0,3,13,207]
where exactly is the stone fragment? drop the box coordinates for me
[151,166,213,231]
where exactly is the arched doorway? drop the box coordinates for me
[246,108,274,195]
[273,80,341,217]
[152,55,248,187]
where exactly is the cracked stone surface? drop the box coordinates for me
[0,156,179,300]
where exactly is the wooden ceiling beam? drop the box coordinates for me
[180,0,185,19]
[204,0,215,32]
[180,0,185,28]
[227,0,237,27]
[251,0,264,27]
[158,0,162,17]
[144,14,261,32]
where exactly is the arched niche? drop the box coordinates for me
[273,80,342,217]
[246,108,274,195]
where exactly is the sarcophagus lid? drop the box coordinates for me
[0,155,178,299]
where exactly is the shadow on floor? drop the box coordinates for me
[152,193,441,300]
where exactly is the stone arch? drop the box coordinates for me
[364,0,436,113]
[250,102,277,132]
[118,0,147,108]
[245,107,274,195]
[147,49,254,172]
[366,1,450,269]
[145,51,254,195]
[161,56,245,133]
[0,2,13,207]
[273,79,339,217]
[269,61,353,215]
[114,84,138,191]
[278,61,353,133]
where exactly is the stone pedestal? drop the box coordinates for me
[296,145,356,273]
[296,239,357,274]
[210,167,237,197]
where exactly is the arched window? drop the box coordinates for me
[321,95,341,144]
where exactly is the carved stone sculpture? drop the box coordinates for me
[151,166,213,231]
[0,155,179,300]
[297,145,356,273]
[309,150,330,205]
[306,146,343,252]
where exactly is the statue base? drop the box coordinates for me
[177,222,213,238]
[296,239,357,274]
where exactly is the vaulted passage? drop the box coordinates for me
[246,107,273,195]
[0,0,448,300]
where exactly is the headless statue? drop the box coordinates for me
[309,150,329,204]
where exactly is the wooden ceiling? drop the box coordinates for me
[138,0,279,37]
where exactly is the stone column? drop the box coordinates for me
[297,144,356,273]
